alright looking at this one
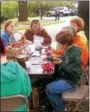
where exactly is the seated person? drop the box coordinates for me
[1,20,16,47]
[70,16,88,44]
[24,19,52,45]
[46,30,82,112]
[70,16,88,70]
[0,38,32,111]
[55,24,88,71]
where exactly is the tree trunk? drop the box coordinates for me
[18,1,28,21]
[78,1,89,39]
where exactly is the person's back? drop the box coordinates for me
[1,60,32,111]
[77,31,88,45]
[73,33,88,71]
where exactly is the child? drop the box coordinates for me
[70,16,88,70]
[46,29,82,112]
[55,22,88,71]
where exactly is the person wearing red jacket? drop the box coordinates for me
[24,19,52,46]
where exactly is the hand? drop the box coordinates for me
[6,45,12,50]
[53,57,62,64]
[24,39,30,43]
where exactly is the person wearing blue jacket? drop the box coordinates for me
[1,20,16,47]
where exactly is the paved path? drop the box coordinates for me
[29,16,72,22]
[44,21,69,41]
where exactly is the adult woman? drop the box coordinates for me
[46,30,82,112]
[24,19,52,45]
[1,20,16,47]
[0,38,32,111]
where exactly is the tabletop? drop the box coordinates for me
[25,56,54,76]
[14,43,55,77]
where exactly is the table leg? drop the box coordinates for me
[32,87,39,110]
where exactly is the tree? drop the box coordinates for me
[1,1,18,21]
[78,1,89,39]
[18,1,28,21]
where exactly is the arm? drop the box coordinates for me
[80,44,88,70]
[53,49,64,56]
[24,29,33,42]
[1,36,9,47]
[11,35,16,43]
[58,50,82,79]
[74,36,88,70]
[41,29,52,45]
[16,62,32,97]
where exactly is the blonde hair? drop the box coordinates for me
[4,20,13,30]
[70,16,85,31]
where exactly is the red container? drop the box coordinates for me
[41,63,54,72]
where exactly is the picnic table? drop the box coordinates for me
[14,44,55,111]
[6,42,55,111]
[25,54,54,111]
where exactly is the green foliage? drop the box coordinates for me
[1,1,18,19]
[27,1,75,17]
[1,1,75,20]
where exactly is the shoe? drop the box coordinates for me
[52,107,68,112]
[52,110,56,112]
[64,107,68,112]
[38,105,50,112]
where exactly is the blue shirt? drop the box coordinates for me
[1,30,16,47]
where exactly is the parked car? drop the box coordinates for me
[46,7,71,17]
[59,7,71,16]
[69,8,78,15]
[46,7,60,17]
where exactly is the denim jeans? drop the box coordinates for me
[46,80,75,111]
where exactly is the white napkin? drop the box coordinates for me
[26,44,35,53]
[33,35,44,45]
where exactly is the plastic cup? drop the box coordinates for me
[25,61,31,73]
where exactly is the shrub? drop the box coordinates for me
[1,1,18,20]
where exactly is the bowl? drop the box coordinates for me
[16,54,29,61]
[41,62,54,71]
[15,54,30,68]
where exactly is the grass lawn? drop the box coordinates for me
[1,17,64,31]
